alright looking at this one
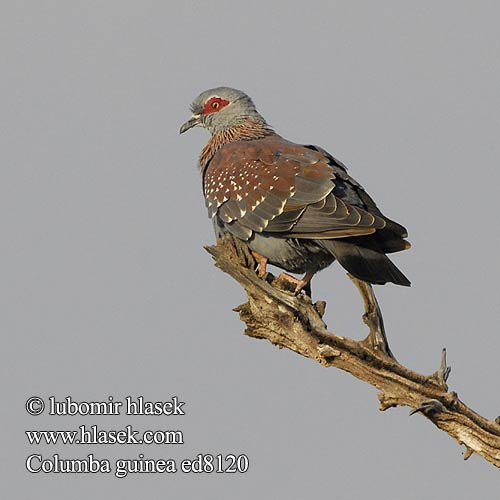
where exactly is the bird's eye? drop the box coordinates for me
[203,97,230,115]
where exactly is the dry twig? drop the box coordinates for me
[205,235,500,468]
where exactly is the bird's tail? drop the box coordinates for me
[319,239,411,287]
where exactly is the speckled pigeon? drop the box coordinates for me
[180,87,410,294]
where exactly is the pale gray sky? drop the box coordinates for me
[2,1,500,498]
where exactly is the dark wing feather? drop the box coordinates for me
[305,144,409,238]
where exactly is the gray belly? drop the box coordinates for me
[247,232,335,274]
[213,218,335,274]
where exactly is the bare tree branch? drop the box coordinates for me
[205,235,500,468]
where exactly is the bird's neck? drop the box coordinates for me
[199,119,274,168]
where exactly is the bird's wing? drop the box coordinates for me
[305,144,408,238]
[204,136,396,241]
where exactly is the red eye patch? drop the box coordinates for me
[203,96,230,115]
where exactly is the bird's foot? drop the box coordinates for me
[273,272,299,293]
[251,251,268,279]
[294,272,314,296]
[274,272,314,297]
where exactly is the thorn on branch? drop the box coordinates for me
[428,348,451,390]
[438,348,452,383]
[410,399,447,417]
[445,391,459,410]
[463,446,474,461]
[318,344,341,363]
[378,392,399,411]
[314,300,326,318]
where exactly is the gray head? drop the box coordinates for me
[179,87,268,136]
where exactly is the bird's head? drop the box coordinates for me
[179,87,267,136]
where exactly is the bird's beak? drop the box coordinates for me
[179,114,202,134]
